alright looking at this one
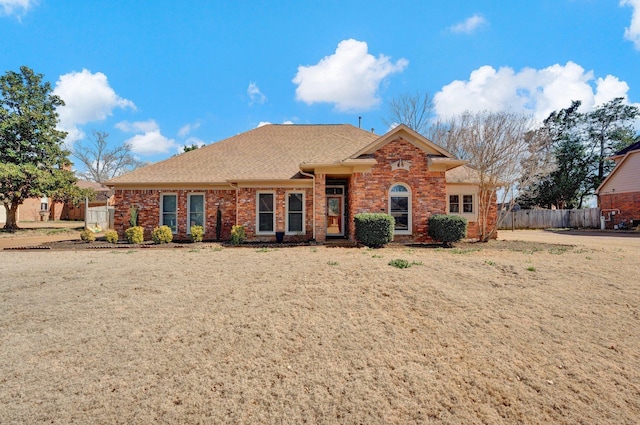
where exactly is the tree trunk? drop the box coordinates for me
[3,203,20,232]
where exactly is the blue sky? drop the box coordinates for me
[1,0,639,166]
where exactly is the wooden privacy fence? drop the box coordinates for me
[85,206,114,230]
[498,208,601,230]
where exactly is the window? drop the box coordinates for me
[188,194,204,232]
[257,192,275,233]
[389,184,411,234]
[449,195,460,213]
[40,196,49,211]
[286,192,304,234]
[449,194,474,214]
[161,194,177,233]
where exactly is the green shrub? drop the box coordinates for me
[190,225,204,242]
[129,205,138,227]
[152,225,173,244]
[80,229,95,243]
[125,226,144,244]
[230,225,246,245]
[354,213,394,248]
[388,258,410,269]
[104,229,119,244]
[428,214,468,247]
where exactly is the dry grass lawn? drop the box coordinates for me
[1,231,639,424]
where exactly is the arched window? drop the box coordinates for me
[389,183,411,235]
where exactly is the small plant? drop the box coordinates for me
[80,229,95,243]
[216,207,222,240]
[411,260,424,266]
[230,225,246,245]
[354,213,394,248]
[125,226,144,244]
[129,205,138,227]
[526,266,536,272]
[485,260,496,266]
[152,225,173,244]
[372,254,383,258]
[388,258,411,269]
[327,260,339,266]
[428,214,468,247]
[104,229,119,244]
[190,225,204,243]
[256,247,270,253]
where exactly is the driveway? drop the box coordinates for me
[0,221,83,249]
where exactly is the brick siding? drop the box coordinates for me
[599,192,640,229]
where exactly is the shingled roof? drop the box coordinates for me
[107,124,380,185]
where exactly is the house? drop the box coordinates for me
[597,140,640,229]
[106,124,497,243]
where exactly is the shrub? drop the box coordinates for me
[230,225,246,245]
[129,205,138,227]
[152,225,173,244]
[190,225,204,243]
[80,229,95,243]
[388,258,410,269]
[428,214,468,247]
[125,226,144,244]
[104,229,119,244]
[354,213,394,248]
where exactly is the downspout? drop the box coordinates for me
[299,170,316,240]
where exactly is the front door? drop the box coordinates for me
[326,195,344,236]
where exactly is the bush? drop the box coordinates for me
[190,225,204,242]
[388,258,410,269]
[428,214,468,247]
[230,225,246,245]
[125,226,144,244]
[354,213,394,248]
[152,225,173,244]
[104,229,119,244]
[80,229,95,243]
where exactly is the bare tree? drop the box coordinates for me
[72,131,144,182]
[430,110,553,241]
[383,91,434,136]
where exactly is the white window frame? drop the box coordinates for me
[187,193,205,234]
[388,183,412,235]
[160,193,178,234]
[286,191,305,235]
[256,191,276,235]
[448,192,476,218]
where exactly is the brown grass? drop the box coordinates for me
[1,231,639,424]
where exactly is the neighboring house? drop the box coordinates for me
[106,124,497,242]
[2,181,112,224]
[597,140,640,228]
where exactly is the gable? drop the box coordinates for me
[598,150,640,194]
[350,124,455,158]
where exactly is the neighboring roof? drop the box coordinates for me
[613,139,640,157]
[596,147,640,194]
[107,124,380,185]
[76,180,112,192]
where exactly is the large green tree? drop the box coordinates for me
[586,97,639,190]
[0,66,80,230]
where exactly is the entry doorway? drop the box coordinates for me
[326,185,345,237]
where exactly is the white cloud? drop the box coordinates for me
[433,62,633,122]
[449,14,488,34]
[0,0,36,17]
[177,121,201,138]
[256,120,295,128]
[621,0,640,49]
[247,82,267,105]
[117,119,177,155]
[293,39,408,112]
[54,69,134,142]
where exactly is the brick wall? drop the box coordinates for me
[599,192,640,229]
[114,189,236,241]
[236,187,314,242]
[348,138,447,243]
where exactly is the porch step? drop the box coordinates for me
[323,239,358,248]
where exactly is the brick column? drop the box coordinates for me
[314,173,326,242]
